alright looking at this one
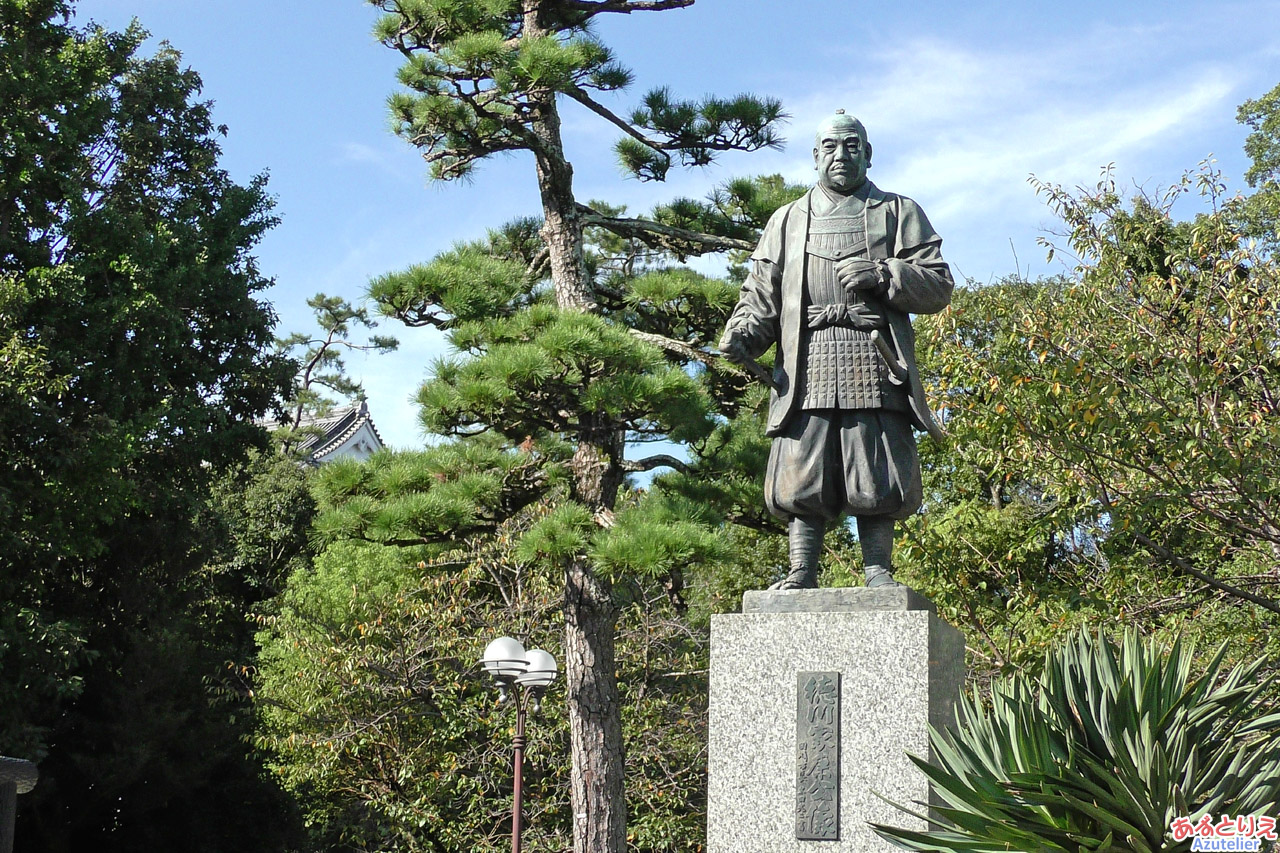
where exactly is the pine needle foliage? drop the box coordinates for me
[371,245,536,329]
[874,629,1280,853]
[337,193,785,578]
[274,293,398,451]
[369,0,782,182]
[311,440,560,549]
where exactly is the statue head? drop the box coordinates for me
[812,110,871,195]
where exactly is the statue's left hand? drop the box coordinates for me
[846,302,887,331]
[837,257,886,293]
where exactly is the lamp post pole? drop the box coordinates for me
[480,637,557,853]
[511,694,526,853]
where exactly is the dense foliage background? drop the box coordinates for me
[3,1,1279,851]
[0,0,303,848]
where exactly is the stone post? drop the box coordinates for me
[0,757,37,853]
[707,587,963,853]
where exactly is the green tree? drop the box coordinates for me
[892,155,1280,688]
[888,278,1142,686]
[352,4,787,850]
[1018,166,1277,613]
[0,3,296,848]
[256,497,718,852]
[1236,81,1280,252]
[877,86,1280,686]
[203,448,318,610]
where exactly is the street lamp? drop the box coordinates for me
[481,636,557,853]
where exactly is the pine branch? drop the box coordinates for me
[557,0,695,15]
[563,85,672,165]
[625,328,772,391]
[526,246,550,280]
[410,135,529,180]
[633,89,786,151]
[725,507,784,534]
[438,72,536,146]
[627,328,713,365]
[622,454,691,474]
[380,303,451,329]
[390,93,536,177]
[578,203,754,257]
[568,85,782,162]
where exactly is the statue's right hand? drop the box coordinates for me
[837,257,885,293]
[718,329,751,364]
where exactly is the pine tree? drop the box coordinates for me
[274,293,399,461]
[276,293,399,429]
[335,4,789,849]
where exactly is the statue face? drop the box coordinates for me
[813,128,869,194]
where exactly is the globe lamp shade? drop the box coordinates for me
[517,648,558,688]
[481,636,528,680]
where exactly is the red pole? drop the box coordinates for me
[512,698,526,853]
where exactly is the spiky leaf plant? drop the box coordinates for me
[874,629,1280,853]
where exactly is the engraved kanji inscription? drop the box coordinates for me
[796,671,840,840]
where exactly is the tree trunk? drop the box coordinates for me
[525,6,593,313]
[563,557,625,853]
[533,136,594,310]
[562,421,626,853]
[550,236,627,853]
[522,5,626,852]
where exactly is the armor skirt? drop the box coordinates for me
[764,408,922,521]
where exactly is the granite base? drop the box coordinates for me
[707,587,964,853]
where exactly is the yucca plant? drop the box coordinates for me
[874,629,1280,852]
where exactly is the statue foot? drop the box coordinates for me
[864,565,902,588]
[768,567,818,591]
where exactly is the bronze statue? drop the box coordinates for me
[719,111,953,589]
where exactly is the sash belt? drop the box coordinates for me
[806,302,888,331]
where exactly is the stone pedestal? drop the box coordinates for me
[707,587,964,853]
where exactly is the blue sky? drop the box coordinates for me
[76,0,1280,450]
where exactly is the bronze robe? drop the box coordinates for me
[723,181,954,519]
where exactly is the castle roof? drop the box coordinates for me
[287,400,386,465]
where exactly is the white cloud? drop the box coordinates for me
[339,141,387,164]
[334,139,422,181]
[882,68,1236,222]
[758,19,1270,283]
